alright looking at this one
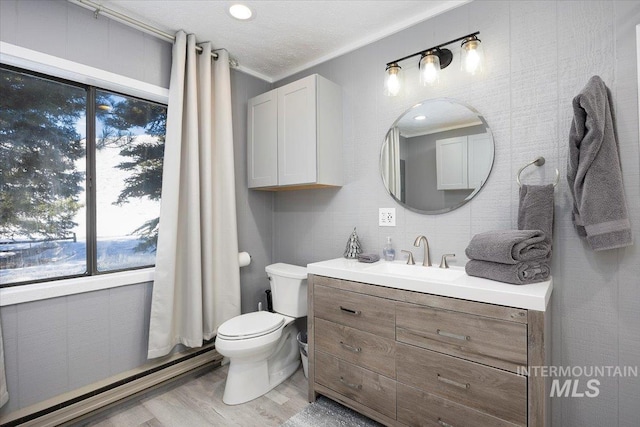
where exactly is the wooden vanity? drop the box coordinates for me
[307,269,551,427]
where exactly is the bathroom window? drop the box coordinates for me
[0,65,167,286]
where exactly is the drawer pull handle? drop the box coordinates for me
[438,419,454,427]
[339,376,362,390]
[339,341,362,353]
[437,374,470,390]
[437,329,470,341]
[339,306,362,316]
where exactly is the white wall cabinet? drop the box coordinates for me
[247,74,342,190]
[436,136,468,190]
[436,134,492,190]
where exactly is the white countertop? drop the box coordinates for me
[306,258,552,311]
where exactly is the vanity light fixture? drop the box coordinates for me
[384,31,481,96]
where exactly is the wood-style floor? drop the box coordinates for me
[77,365,310,426]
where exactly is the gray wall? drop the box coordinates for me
[0,283,153,414]
[0,0,273,416]
[0,0,171,88]
[272,2,640,426]
[231,72,274,312]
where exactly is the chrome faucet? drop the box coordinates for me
[413,235,431,266]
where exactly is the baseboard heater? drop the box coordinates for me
[0,342,222,427]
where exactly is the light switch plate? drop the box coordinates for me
[379,208,396,226]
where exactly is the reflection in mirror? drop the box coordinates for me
[381,98,494,214]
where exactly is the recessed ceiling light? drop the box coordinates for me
[229,4,253,20]
[414,115,427,121]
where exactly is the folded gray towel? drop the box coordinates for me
[568,76,632,250]
[465,259,550,285]
[465,230,550,264]
[357,253,380,263]
[518,184,554,246]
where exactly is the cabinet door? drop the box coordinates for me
[467,133,493,189]
[436,136,468,190]
[247,90,278,188]
[278,75,317,186]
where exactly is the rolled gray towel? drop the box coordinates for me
[357,253,380,263]
[465,259,550,285]
[518,184,554,247]
[465,230,550,264]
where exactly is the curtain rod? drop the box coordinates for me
[67,0,220,60]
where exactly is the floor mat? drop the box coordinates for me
[280,396,383,427]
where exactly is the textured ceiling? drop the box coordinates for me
[98,1,469,82]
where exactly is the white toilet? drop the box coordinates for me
[215,263,308,405]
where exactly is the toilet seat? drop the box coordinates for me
[217,311,285,341]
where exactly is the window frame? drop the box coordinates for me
[0,47,169,289]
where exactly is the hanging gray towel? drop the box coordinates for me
[465,259,550,285]
[518,184,554,257]
[465,230,550,264]
[568,76,632,251]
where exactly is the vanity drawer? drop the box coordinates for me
[314,350,396,419]
[397,383,522,427]
[397,343,526,426]
[314,284,395,338]
[396,302,527,372]
[315,318,396,378]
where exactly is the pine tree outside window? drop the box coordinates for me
[0,65,167,286]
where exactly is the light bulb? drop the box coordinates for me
[419,52,440,86]
[384,63,402,96]
[461,36,483,75]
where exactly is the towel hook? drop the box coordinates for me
[516,156,559,188]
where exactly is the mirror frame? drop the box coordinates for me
[380,98,495,215]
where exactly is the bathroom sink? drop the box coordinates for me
[364,262,466,282]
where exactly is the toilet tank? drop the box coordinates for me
[265,263,308,318]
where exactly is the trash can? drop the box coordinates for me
[297,331,308,378]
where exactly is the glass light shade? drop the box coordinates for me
[461,37,483,75]
[384,64,403,97]
[419,53,440,86]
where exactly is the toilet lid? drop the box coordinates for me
[217,311,285,340]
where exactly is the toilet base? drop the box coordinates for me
[222,323,300,405]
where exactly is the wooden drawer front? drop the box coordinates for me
[397,344,526,426]
[396,302,527,372]
[315,318,396,378]
[314,284,395,338]
[314,350,396,419]
[397,383,522,427]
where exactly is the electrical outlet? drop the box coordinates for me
[379,208,396,226]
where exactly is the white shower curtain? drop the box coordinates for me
[1,315,8,408]
[147,31,241,358]
[383,126,402,198]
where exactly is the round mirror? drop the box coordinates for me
[380,98,494,214]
